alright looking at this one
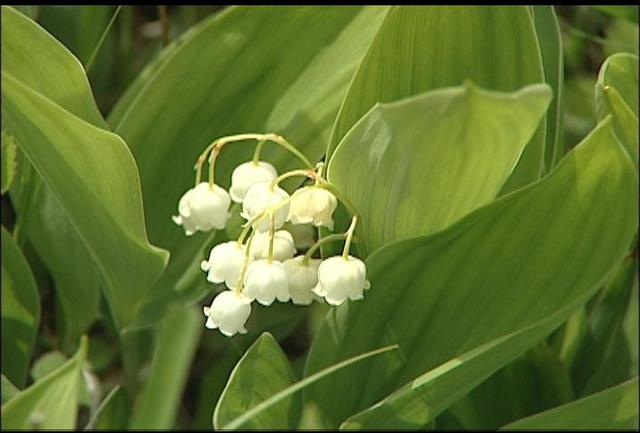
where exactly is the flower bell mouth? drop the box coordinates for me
[201,241,247,289]
[312,255,370,306]
[289,186,338,230]
[172,182,231,235]
[243,259,290,306]
[203,290,252,336]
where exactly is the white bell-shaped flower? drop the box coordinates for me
[243,259,290,306]
[172,182,231,235]
[201,241,247,289]
[241,182,290,232]
[283,222,316,250]
[230,161,278,203]
[203,290,252,336]
[288,186,337,230]
[312,255,370,306]
[283,256,320,305]
[251,230,296,261]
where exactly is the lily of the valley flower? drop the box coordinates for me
[312,255,370,305]
[203,290,252,336]
[243,259,290,305]
[283,256,320,305]
[201,241,247,289]
[251,230,296,261]
[288,186,337,230]
[230,161,278,203]
[241,182,290,232]
[172,182,231,235]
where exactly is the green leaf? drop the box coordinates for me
[214,333,300,430]
[596,53,639,165]
[501,378,639,430]
[1,336,88,429]
[129,306,202,429]
[111,6,390,328]
[1,226,40,388]
[531,6,565,169]
[327,6,546,193]
[3,5,106,342]
[592,6,640,23]
[1,129,17,194]
[1,375,20,404]
[571,256,638,395]
[328,83,551,253]
[304,118,638,427]
[219,344,398,430]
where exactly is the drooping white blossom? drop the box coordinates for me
[230,161,278,203]
[201,241,247,289]
[203,290,252,336]
[243,259,290,305]
[283,256,320,305]
[312,255,370,305]
[173,182,231,235]
[288,186,337,230]
[251,230,296,261]
[241,182,290,232]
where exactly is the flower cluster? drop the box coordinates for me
[173,133,370,336]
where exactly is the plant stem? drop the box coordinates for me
[303,233,347,264]
[342,216,358,259]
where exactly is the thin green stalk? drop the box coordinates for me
[303,233,347,264]
[85,6,122,72]
[342,216,358,259]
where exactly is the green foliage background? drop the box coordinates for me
[1,5,638,430]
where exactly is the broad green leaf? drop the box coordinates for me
[10,157,101,350]
[327,6,546,193]
[220,344,398,430]
[596,53,639,164]
[1,226,40,388]
[129,306,202,429]
[531,6,565,169]
[1,72,169,331]
[447,343,574,430]
[501,378,639,430]
[1,130,17,194]
[1,336,88,429]
[214,333,300,430]
[328,83,551,253]
[304,118,638,427]
[3,5,105,342]
[111,6,389,328]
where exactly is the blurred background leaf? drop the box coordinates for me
[0,337,87,429]
[1,226,40,388]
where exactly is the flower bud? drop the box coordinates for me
[283,256,320,305]
[172,182,231,235]
[251,230,296,261]
[312,255,370,305]
[230,161,278,203]
[243,259,290,306]
[241,182,290,232]
[203,290,252,336]
[201,241,247,289]
[288,186,337,230]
